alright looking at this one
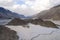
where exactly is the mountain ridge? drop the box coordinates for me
[0,7,26,19]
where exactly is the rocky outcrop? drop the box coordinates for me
[42,21,58,28]
[0,25,19,40]
[7,18,28,26]
[7,18,58,28]
[29,19,44,25]
[29,19,58,28]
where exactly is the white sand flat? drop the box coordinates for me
[6,23,59,40]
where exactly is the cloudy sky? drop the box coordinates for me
[0,0,60,16]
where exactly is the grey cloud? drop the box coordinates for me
[0,0,60,16]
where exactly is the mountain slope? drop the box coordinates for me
[0,7,25,19]
[34,5,60,20]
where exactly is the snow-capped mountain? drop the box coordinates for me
[0,7,25,19]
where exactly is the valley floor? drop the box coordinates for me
[6,23,60,40]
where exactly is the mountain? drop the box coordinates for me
[33,5,60,20]
[1,7,58,28]
[0,7,25,19]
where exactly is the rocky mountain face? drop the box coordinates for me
[34,5,60,20]
[0,25,19,40]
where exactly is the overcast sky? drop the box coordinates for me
[0,0,60,16]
